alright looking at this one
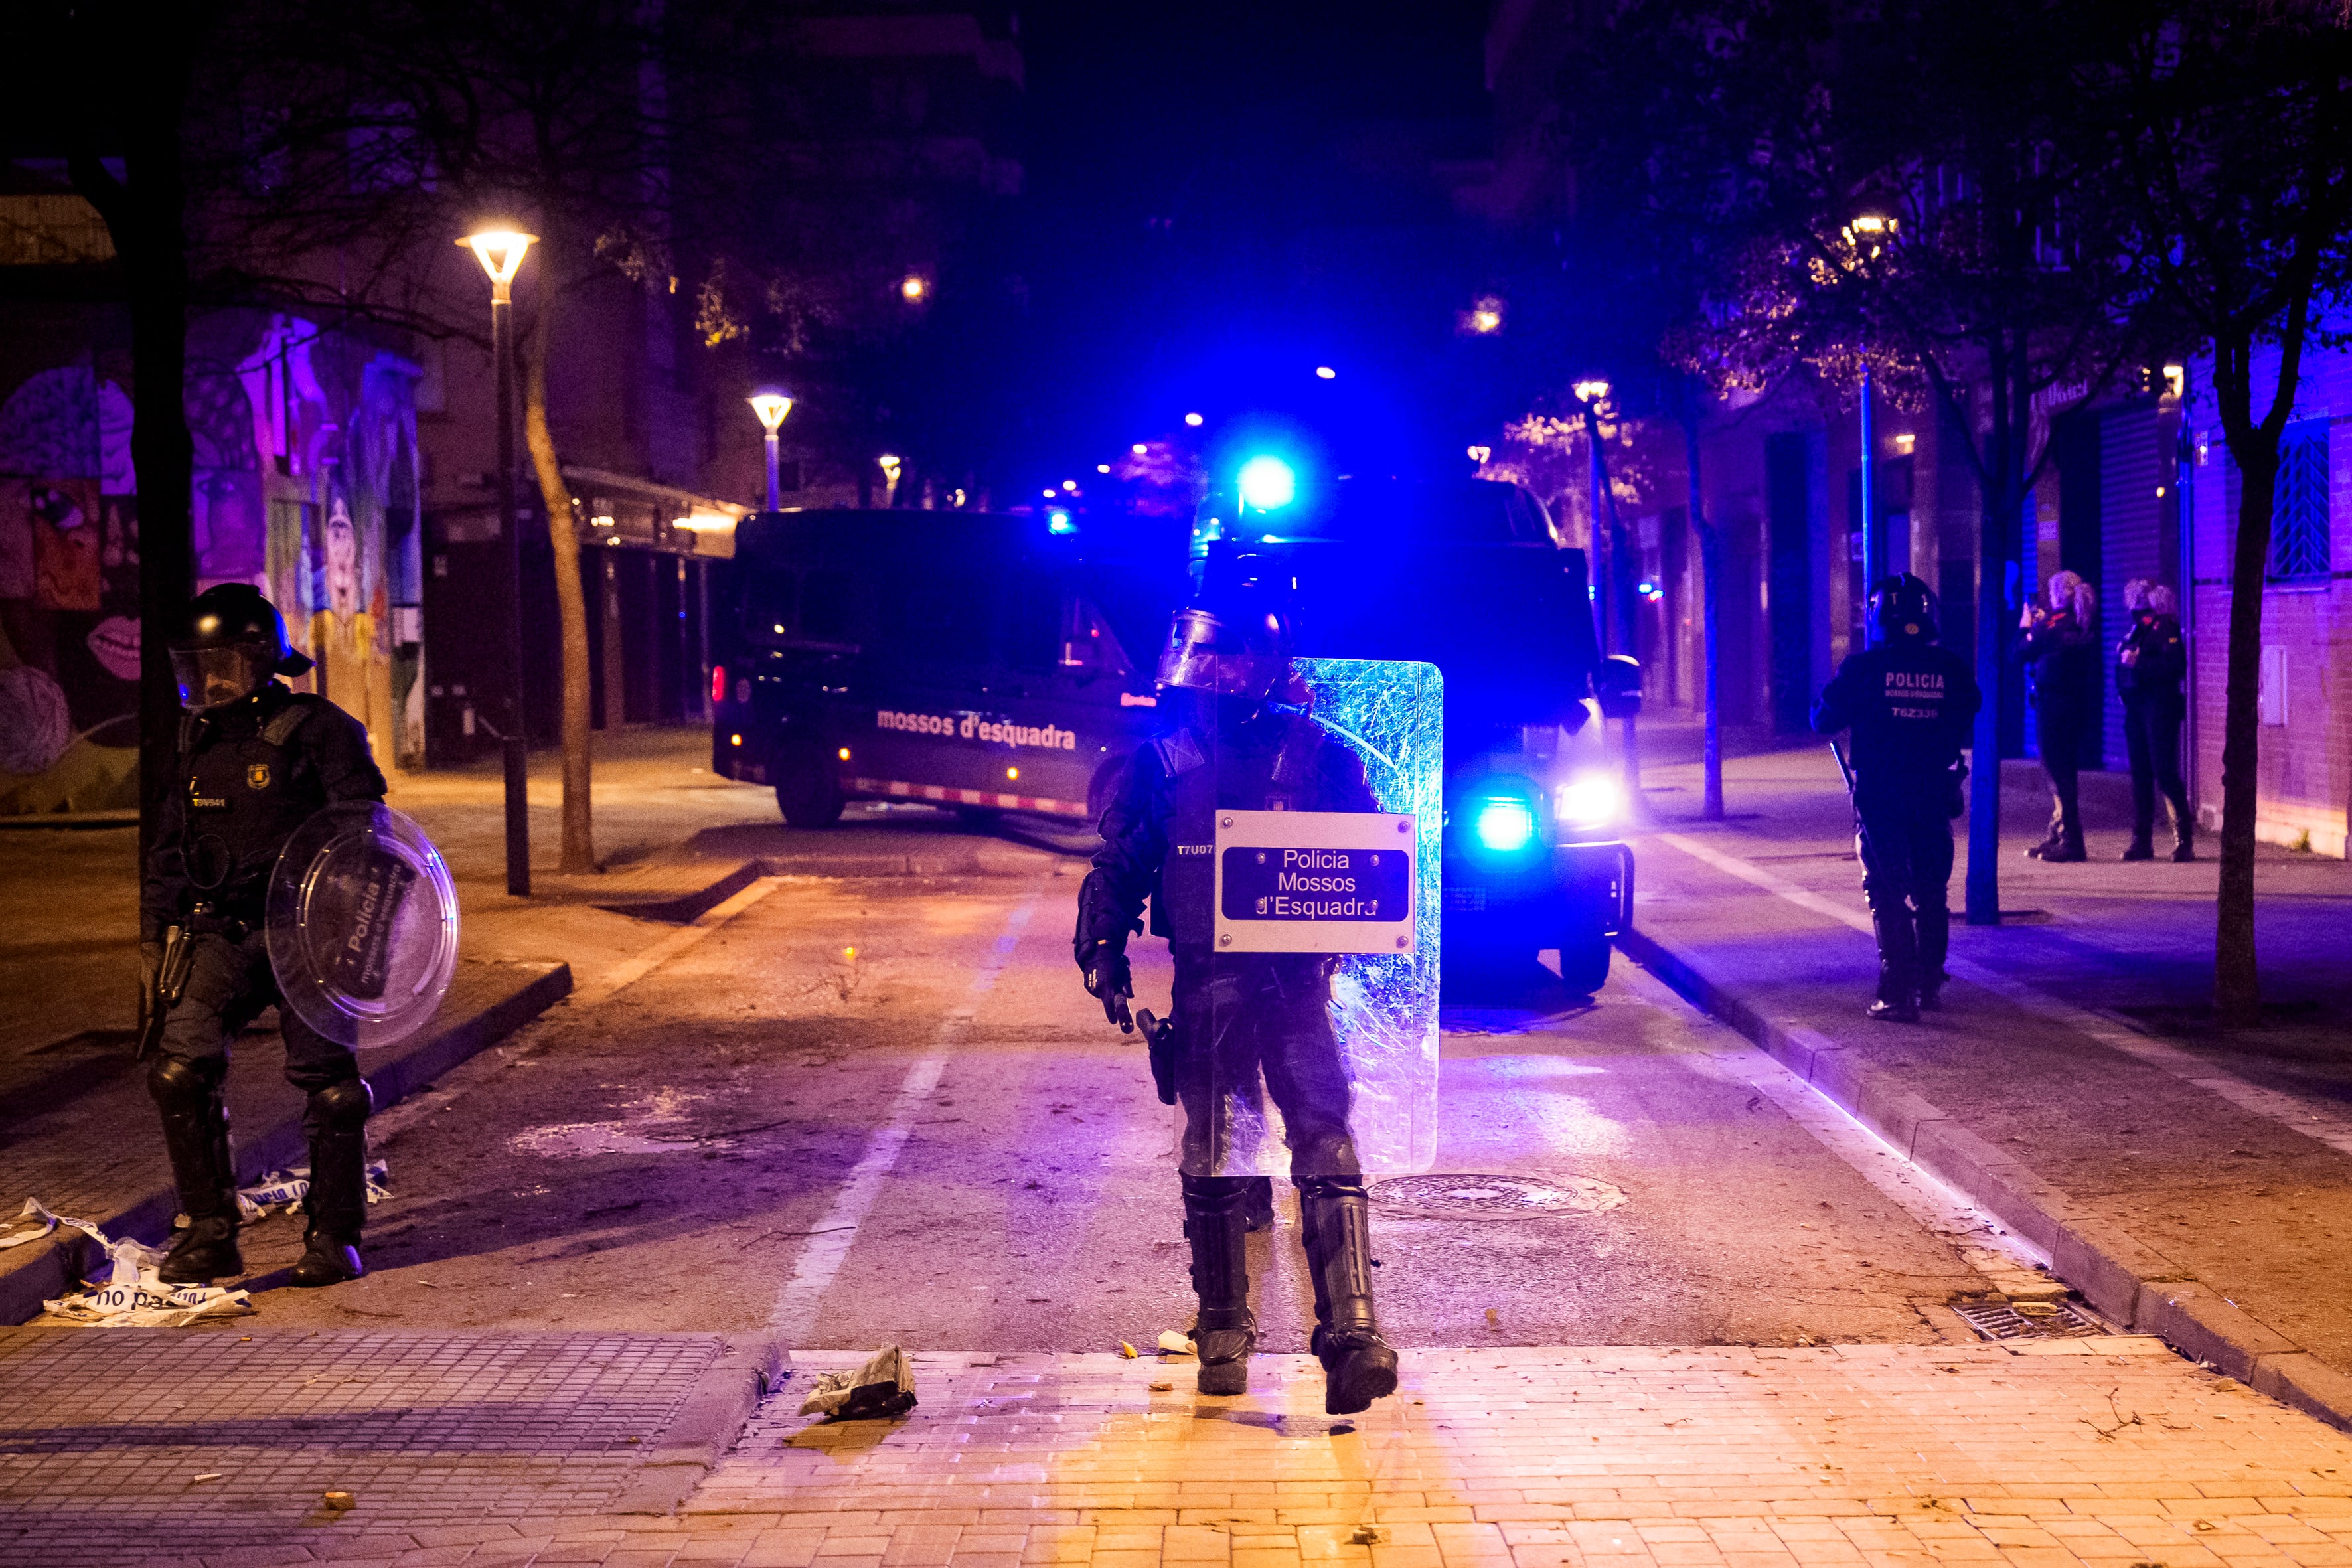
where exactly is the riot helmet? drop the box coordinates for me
[170,584,313,712]
[1866,573,1938,645]
[1155,588,1296,702]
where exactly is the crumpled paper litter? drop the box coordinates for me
[798,1346,917,1421]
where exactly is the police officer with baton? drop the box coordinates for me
[1812,575,1980,1021]
[141,585,388,1288]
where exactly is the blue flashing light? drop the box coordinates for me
[1473,797,1538,854]
[1047,510,1075,534]
[1238,455,1296,510]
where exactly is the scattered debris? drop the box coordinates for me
[224,1162,390,1223]
[191,1474,223,1484]
[799,1346,918,1421]
[323,1491,356,1512]
[1350,1526,1388,1545]
[1484,1308,1501,1326]
[1119,1341,1139,1358]
[1156,1330,1196,1357]
[16,1201,255,1328]
[1149,1381,1174,1392]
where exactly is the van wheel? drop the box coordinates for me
[774,752,844,828]
[1556,934,1612,997]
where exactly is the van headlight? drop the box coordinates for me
[1554,773,1622,832]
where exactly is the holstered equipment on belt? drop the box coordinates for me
[137,924,195,1061]
[1134,1008,1182,1106]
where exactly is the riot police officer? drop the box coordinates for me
[2117,580,2193,862]
[1812,575,1981,1022]
[1073,589,1401,1415]
[143,584,386,1287]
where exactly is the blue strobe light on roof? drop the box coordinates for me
[1474,795,1538,854]
[1237,455,1296,511]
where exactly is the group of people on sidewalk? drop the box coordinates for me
[1812,568,2199,1022]
[2017,573,2195,864]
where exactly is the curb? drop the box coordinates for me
[616,1330,791,1515]
[1616,923,2352,1435]
[0,960,573,1328]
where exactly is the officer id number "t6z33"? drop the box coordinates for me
[1212,808,1417,955]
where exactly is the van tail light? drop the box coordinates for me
[710,665,727,704]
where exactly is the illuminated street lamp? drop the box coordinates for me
[747,392,793,510]
[457,226,538,898]
[900,274,928,303]
[878,453,902,507]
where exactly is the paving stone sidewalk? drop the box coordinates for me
[1620,749,2352,1411]
[17,1340,2352,1567]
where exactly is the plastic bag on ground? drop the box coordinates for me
[797,1346,917,1420]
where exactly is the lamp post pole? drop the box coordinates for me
[1859,361,1879,589]
[749,394,793,510]
[460,230,538,898]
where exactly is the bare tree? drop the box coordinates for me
[2093,0,2352,1021]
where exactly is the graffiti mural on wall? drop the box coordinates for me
[0,312,421,815]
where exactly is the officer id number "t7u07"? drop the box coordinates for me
[1212,809,1416,954]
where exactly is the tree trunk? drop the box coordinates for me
[2213,422,2274,1023]
[1680,398,1723,820]
[72,40,195,879]
[524,296,596,874]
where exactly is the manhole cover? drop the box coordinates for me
[1369,1173,1624,1221]
[1952,1296,2108,1342]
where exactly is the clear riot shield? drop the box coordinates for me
[1176,658,1441,1180]
[266,804,460,1050]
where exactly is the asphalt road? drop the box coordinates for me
[236,818,2045,1350]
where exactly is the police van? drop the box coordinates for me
[710,510,1184,828]
[1194,475,1636,992]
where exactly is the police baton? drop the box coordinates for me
[1828,740,1857,800]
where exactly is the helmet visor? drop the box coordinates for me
[1156,641,1286,698]
[171,644,274,711]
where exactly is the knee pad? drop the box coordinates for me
[148,1054,225,1113]
[307,1077,374,1131]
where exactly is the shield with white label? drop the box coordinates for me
[1161,657,1440,1178]
[266,804,460,1049]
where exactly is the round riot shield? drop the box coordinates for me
[266,805,460,1049]
[1172,658,1442,1179]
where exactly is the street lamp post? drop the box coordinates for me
[459,228,537,898]
[749,392,793,510]
[1849,215,1893,592]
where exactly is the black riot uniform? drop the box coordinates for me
[1074,592,1401,1415]
[2116,586,2193,862]
[1811,575,1981,1022]
[142,584,387,1289]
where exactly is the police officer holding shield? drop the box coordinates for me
[143,584,386,1288]
[1074,588,1401,1415]
[1812,575,1981,1022]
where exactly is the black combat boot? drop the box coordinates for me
[289,1079,372,1287]
[2122,832,2156,862]
[1299,1175,1399,1416]
[1867,914,1919,1022]
[1915,907,1951,1011]
[2171,811,2197,863]
[149,1056,244,1285]
[1181,1176,1255,1395]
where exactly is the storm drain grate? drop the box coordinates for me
[1952,1296,2108,1341]
[1370,1173,1625,1221]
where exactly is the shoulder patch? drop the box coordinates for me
[1149,728,1206,777]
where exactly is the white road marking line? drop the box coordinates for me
[1651,830,2352,1160]
[1615,962,2056,1296]
[569,876,785,1008]
[767,888,1044,1340]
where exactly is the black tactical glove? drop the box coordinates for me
[1081,941,1134,1033]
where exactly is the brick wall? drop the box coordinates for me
[2185,345,2352,858]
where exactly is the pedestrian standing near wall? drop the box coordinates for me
[1812,575,1981,1022]
[2018,570,2100,863]
[2117,580,2195,862]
